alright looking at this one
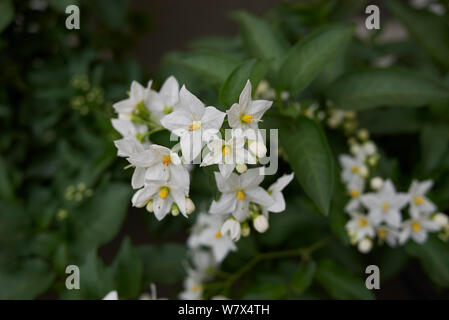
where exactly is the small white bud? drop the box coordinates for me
[350,144,361,156]
[359,166,369,178]
[185,198,195,215]
[280,91,290,101]
[145,200,153,212]
[235,163,247,174]
[171,204,179,216]
[221,219,241,241]
[357,129,370,141]
[253,215,269,233]
[241,223,250,237]
[248,140,267,158]
[368,154,379,166]
[370,177,384,190]
[357,238,373,254]
[433,213,449,227]
[363,141,377,156]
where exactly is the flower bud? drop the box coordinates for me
[357,238,372,254]
[221,219,241,241]
[433,213,449,227]
[370,177,384,191]
[145,200,153,212]
[171,203,179,216]
[253,215,269,233]
[359,166,369,178]
[363,141,377,156]
[357,129,369,141]
[235,163,247,174]
[368,154,379,166]
[350,144,361,156]
[185,197,195,215]
[241,222,250,237]
[248,140,267,158]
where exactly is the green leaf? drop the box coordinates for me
[242,274,287,299]
[112,237,143,299]
[0,259,54,299]
[168,51,239,85]
[280,24,353,94]
[290,260,316,295]
[234,11,289,70]
[358,107,422,135]
[219,59,269,107]
[72,183,130,254]
[405,235,449,288]
[327,69,449,110]
[315,259,375,300]
[138,243,186,285]
[0,0,14,33]
[420,124,449,173]
[280,117,334,215]
[387,0,449,70]
[47,0,79,12]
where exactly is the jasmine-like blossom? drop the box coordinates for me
[147,76,179,122]
[113,80,152,120]
[179,276,203,300]
[111,118,148,142]
[399,214,441,244]
[345,177,365,212]
[220,218,241,241]
[407,180,436,218]
[375,225,399,247]
[209,169,273,221]
[227,80,272,131]
[360,180,409,227]
[160,86,226,162]
[339,154,368,185]
[114,136,145,158]
[264,173,294,213]
[346,211,375,243]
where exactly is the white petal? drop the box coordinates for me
[246,186,274,207]
[209,194,237,215]
[132,167,146,189]
[171,188,187,216]
[269,173,294,193]
[233,200,249,221]
[266,191,285,213]
[153,196,171,220]
[246,99,272,120]
[160,110,192,133]
[179,85,205,119]
[130,81,145,101]
[226,103,243,129]
[202,106,226,131]
[238,80,252,107]
[159,76,179,106]
[240,168,264,189]
[145,163,169,181]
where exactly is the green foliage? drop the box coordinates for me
[290,260,316,295]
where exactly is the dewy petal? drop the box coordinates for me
[179,85,205,120]
[132,167,146,189]
[246,186,274,207]
[130,80,145,101]
[201,106,226,131]
[238,80,252,108]
[160,110,192,133]
[240,168,264,189]
[209,193,237,215]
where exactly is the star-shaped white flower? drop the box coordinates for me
[187,213,236,262]
[113,80,152,119]
[399,214,440,244]
[264,173,294,213]
[179,276,203,300]
[345,177,365,213]
[114,136,144,158]
[209,168,273,221]
[345,212,375,242]
[408,180,436,218]
[147,76,179,122]
[131,179,188,220]
[339,154,368,185]
[360,180,409,227]
[127,144,189,190]
[160,86,226,162]
[201,134,256,178]
[226,80,272,131]
[111,118,148,141]
[375,225,399,247]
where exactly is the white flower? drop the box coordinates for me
[399,214,440,244]
[131,180,188,220]
[221,218,241,241]
[189,249,218,280]
[187,213,237,262]
[139,283,167,300]
[433,213,449,227]
[227,80,272,131]
[235,163,248,174]
[209,168,274,221]
[339,154,368,185]
[185,197,195,214]
[345,177,365,213]
[360,180,409,227]
[253,215,269,233]
[375,225,399,247]
[370,177,384,191]
[127,144,189,189]
[265,173,294,213]
[201,134,255,178]
[362,141,377,156]
[111,118,148,140]
[346,212,375,242]
[103,291,118,300]
[248,139,267,158]
[408,180,436,218]
[160,86,226,162]
[179,276,202,300]
[147,76,179,122]
[113,80,151,119]
[114,137,144,158]
[357,238,373,254]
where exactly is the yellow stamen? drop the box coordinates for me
[241,114,253,123]
[222,145,231,157]
[412,222,421,232]
[188,121,201,131]
[162,155,171,166]
[236,190,245,201]
[350,190,359,198]
[414,196,424,205]
[378,229,387,239]
[381,202,390,211]
[214,231,222,238]
[159,187,169,199]
[191,284,200,292]
[358,218,367,227]
[351,165,359,173]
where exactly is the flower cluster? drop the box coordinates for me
[338,125,449,253]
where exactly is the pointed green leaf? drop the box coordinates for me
[290,260,316,295]
[420,124,449,173]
